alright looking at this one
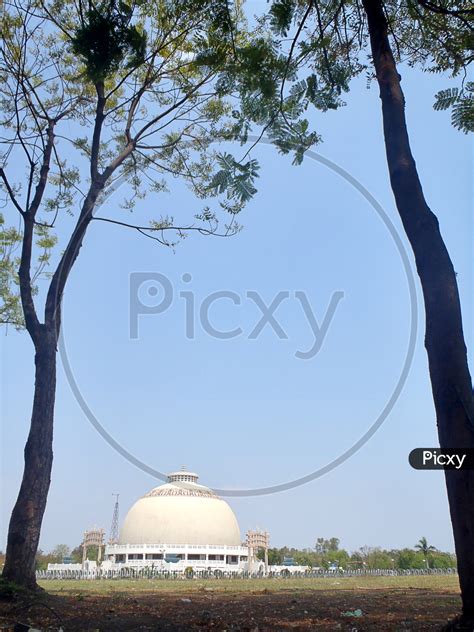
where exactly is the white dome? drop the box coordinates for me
[119,470,241,546]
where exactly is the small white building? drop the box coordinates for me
[105,470,253,573]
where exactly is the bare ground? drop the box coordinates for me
[0,576,462,631]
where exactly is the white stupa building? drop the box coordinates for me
[44,469,312,577]
[104,469,253,572]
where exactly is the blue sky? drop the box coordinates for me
[1,20,472,554]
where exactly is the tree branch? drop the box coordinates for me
[91,215,236,242]
[27,123,55,216]
[90,82,106,179]
[417,0,474,17]
[0,168,25,216]
[44,181,102,334]
[18,215,41,342]
[133,72,214,143]
[16,122,56,343]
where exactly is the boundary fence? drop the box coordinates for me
[36,567,458,580]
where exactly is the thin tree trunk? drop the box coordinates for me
[2,166,102,589]
[1,76,117,590]
[2,327,57,589]
[362,0,474,620]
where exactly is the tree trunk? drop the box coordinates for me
[362,0,474,620]
[2,327,57,589]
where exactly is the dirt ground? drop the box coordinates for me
[0,577,463,631]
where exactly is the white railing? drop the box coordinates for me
[106,543,247,551]
[37,567,458,581]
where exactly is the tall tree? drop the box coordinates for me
[315,537,340,554]
[415,536,437,556]
[0,0,259,589]
[50,544,71,562]
[230,0,473,623]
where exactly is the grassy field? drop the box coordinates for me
[40,573,460,595]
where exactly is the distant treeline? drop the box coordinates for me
[256,537,456,570]
[0,544,101,571]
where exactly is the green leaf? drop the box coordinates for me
[434,88,460,111]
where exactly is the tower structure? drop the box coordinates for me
[82,527,105,565]
[246,529,270,574]
[109,493,120,544]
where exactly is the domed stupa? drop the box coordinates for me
[119,469,241,546]
[105,469,249,572]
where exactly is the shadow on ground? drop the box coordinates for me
[0,586,462,631]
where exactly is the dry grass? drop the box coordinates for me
[40,573,460,596]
